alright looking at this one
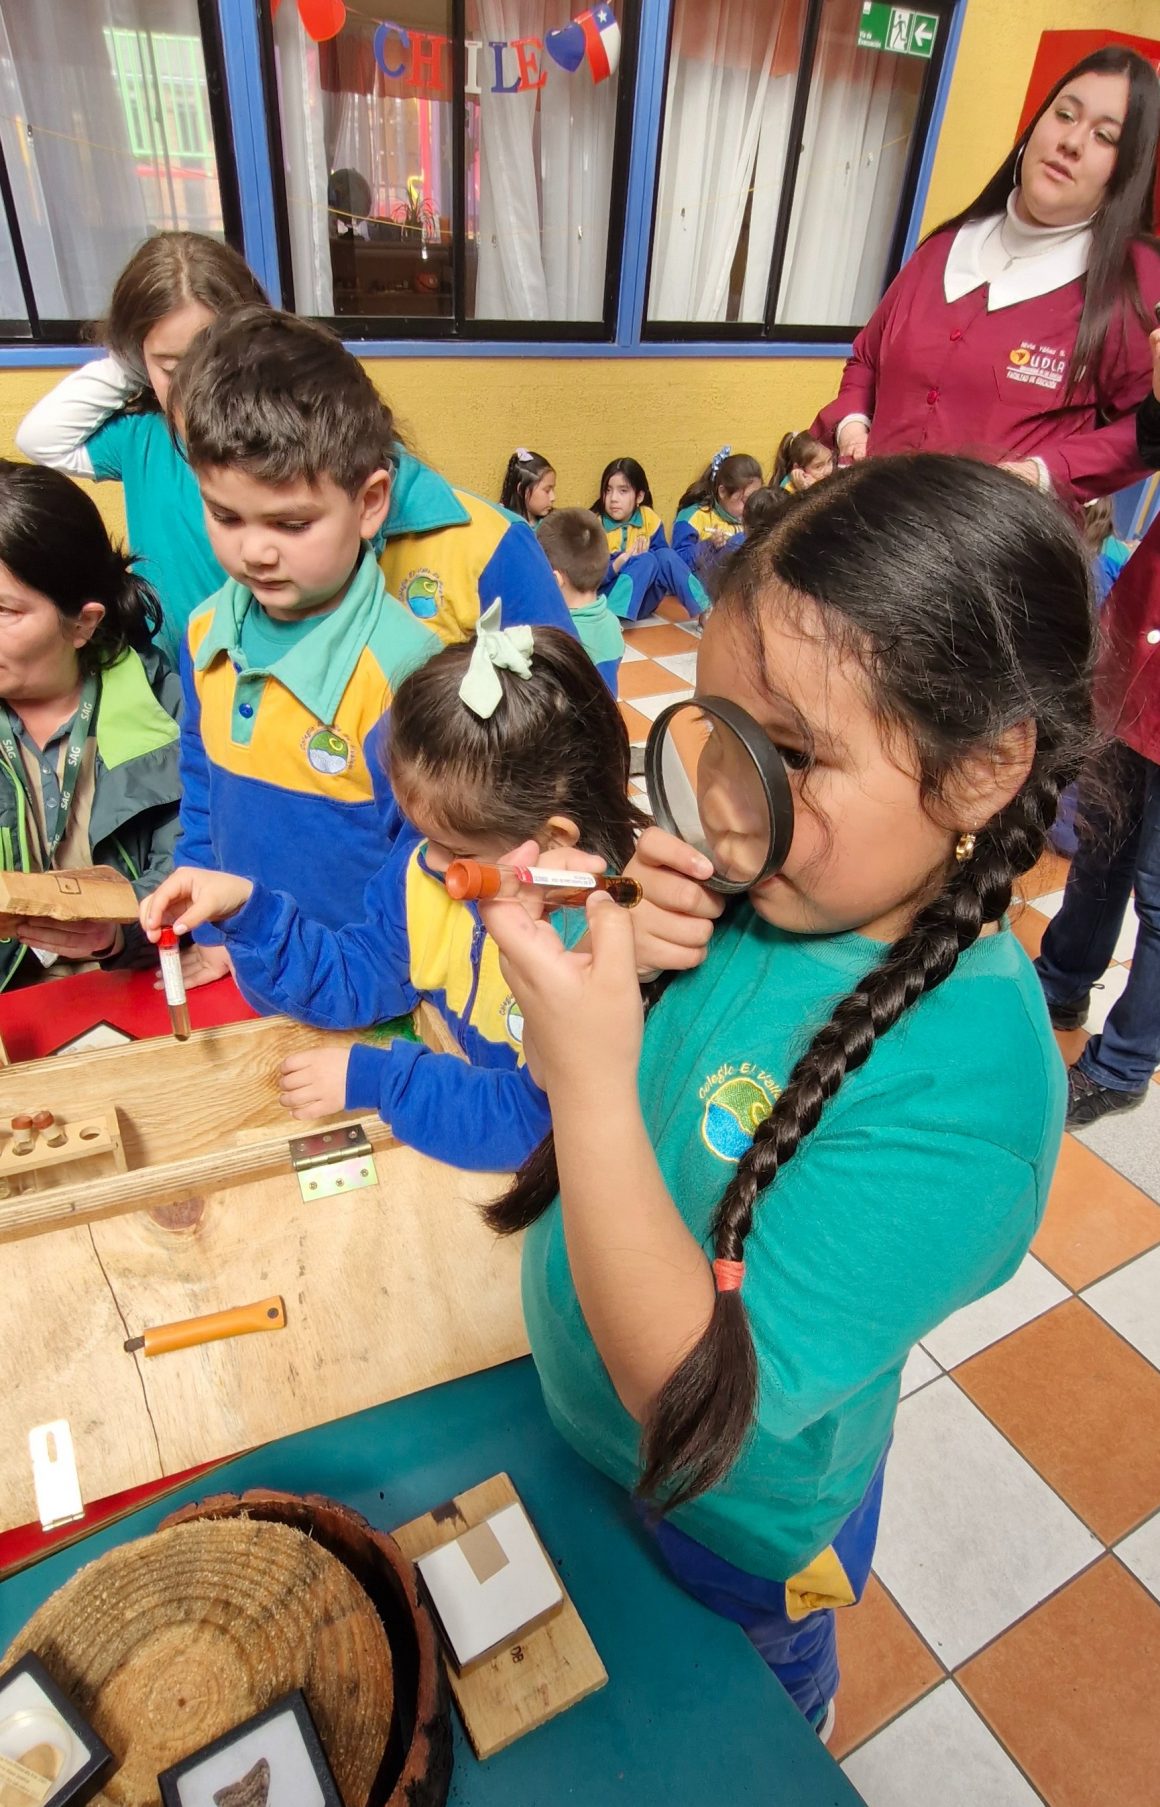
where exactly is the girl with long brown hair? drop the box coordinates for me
[16,232,268,663]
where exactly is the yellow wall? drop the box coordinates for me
[0,0,1153,535]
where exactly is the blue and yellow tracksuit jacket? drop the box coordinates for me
[672,502,746,573]
[378,449,576,647]
[220,832,549,1172]
[176,550,437,933]
[597,507,707,622]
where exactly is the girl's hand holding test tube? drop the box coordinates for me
[621,828,724,973]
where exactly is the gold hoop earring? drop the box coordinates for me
[955,832,977,865]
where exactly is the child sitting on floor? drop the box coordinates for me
[672,449,763,574]
[500,448,556,525]
[143,619,642,1172]
[168,307,438,988]
[537,508,624,695]
[772,430,833,495]
[594,458,707,623]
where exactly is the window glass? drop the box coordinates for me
[271,0,455,320]
[465,0,623,322]
[0,0,228,320]
[776,0,926,325]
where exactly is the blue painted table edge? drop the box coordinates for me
[0,1357,862,1806]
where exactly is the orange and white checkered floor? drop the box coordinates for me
[620,607,1160,1807]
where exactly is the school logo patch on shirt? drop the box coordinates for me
[1004,342,1066,392]
[303,725,352,775]
[401,567,443,620]
[699,1063,779,1164]
[502,994,524,1046]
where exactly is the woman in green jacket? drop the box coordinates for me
[0,461,181,988]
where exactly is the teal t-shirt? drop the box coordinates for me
[238,600,325,667]
[522,905,1064,1580]
[87,411,223,667]
[569,595,624,667]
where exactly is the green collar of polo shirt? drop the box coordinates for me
[194,547,388,728]
[379,447,471,541]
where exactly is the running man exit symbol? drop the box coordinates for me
[858,3,938,59]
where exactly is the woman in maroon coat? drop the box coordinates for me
[812,46,1160,508]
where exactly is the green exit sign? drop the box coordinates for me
[858,3,939,59]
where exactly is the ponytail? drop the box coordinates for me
[501,447,553,520]
[771,430,826,487]
[678,450,763,513]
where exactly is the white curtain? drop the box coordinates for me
[648,0,788,324]
[273,7,334,316]
[474,0,617,321]
[776,6,920,324]
[0,0,193,318]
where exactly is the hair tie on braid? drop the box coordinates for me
[713,1258,744,1293]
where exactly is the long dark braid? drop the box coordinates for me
[488,454,1098,1508]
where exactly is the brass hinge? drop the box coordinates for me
[289,1124,378,1201]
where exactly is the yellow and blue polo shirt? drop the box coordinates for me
[379,449,575,648]
[175,548,437,931]
[672,501,745,573]
[219,833,549,1171]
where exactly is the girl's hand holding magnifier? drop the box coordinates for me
[623,826,724,974]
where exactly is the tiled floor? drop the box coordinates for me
[620,610,1160,1807]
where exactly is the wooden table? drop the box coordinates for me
[0,1359,864,1807]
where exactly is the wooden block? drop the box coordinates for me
[0,865,139,923]
[0,1109,126,1186]
[393,1473,607,1759]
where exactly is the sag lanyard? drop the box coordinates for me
[0,676,98,865]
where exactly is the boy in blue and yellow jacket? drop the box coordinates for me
[169,308,437,981]
[379,447,575,646]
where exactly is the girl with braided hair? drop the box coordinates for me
[477,454,1096,1737]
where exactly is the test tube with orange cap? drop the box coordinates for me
[444,859,641,909]
[157,927,192,1041]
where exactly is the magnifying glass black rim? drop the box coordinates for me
[644,695,795,895]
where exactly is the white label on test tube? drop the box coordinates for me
[512,867,598,889]
[159,939,186,1006]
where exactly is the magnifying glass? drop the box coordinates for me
[644,696,795,894]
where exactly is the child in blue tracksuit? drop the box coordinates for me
[143,619,643,1173]
[594,457,708,622]
[672,449,763,579]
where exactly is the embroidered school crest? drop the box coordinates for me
[700,1072,776,1164]
[402,568,443,620]
[503,994,524,1046]
[304,725,352,775]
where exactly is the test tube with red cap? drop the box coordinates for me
[444,859,641,909]
[158,927,191,1041]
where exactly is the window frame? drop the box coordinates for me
[257,0,643,343]
[640,0,955,345]
[0,0,244,346]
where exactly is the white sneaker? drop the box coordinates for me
[815,1699,836,1745]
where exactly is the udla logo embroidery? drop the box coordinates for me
[700,1071,777,1164]
[402,568,443,619]
[1008,347,1032,366]
[304,725,352,775]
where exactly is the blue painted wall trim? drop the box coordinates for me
[616,0,673,345]
[216,0,282,300]
[0,339,851,369]
[902,0,968,261]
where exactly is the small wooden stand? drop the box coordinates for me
[0,1109,126,1195]
[393,1473,606,1759]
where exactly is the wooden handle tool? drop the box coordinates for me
[124,1295,286,1357]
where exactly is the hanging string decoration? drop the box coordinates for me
[366,10,621,94]
[544,7,622,81]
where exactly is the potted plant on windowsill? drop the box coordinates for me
[394,176,440,247]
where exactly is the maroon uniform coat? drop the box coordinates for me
[812,229,1160,508]
[1097,393,1160,765]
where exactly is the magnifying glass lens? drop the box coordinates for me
[649,701,779,890]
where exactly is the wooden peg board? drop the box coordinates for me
[0,1109,126,1192]
[392,1472,606,1759]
